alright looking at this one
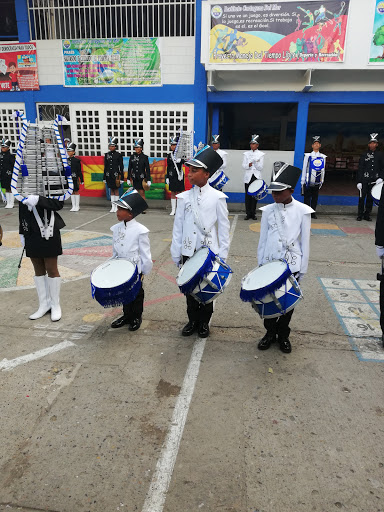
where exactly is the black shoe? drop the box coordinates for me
[182,321,198,336]
[311,213,317,219]
[279,337,292,353]
[252,215,257,220]
[258,332,276,350]
[364,215,372,221]
[244,215,251,220]
[142,211,146,214]
[356,216,363,221]
[198,322,210,338]
[128,317,142,331]
[111,315,130,328]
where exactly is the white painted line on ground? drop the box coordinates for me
[142,214,238,512]
[0,340,76,371]
[65,212,111,233]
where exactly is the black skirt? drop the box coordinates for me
[169,178,185,193]
[25,230,63,258]
[132,178,144,191]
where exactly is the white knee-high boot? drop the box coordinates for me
[5,192,13,208]
[170,198,176,216]
[75,194,80,211]
[29,275,51,320]
[70,195,76,211]
[47,277,61,322]
[110,195,115,212]
[113,195,118,212]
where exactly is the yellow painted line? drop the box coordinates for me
[61,230,108,243]
[163,238,172,242]
[311,223,340,230]
[249,222,261,233]
[2,232,23,248]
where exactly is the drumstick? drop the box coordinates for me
[18,247,25,268]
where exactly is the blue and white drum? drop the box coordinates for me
[176,246,233,304]
[247,179,267,200]
[305,156,325,187]
[91,259,141,308]
[240,259,302,319]
[371,182,383,206]
[208,169,229,190]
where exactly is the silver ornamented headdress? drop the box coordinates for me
[369,133,379,143]
[250,134,260,144]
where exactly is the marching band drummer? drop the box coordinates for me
[19,194,66,322]
[0,137,16,209]
[171,145,230,339]
[242,134,265,221]
[165,135,185,216]
[109,190,153,332]
[127,138,151,212]
[356,133,384,222]
[300,135,327,219]
[103,136,124,213]
[67,142,84,212]
[257,163,313,354]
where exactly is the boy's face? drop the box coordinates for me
[272,188,294,204]
[170,144,177,151]
[188,165,210,188]
[312,142,321,151]
[250,143,259,151]
[212,142,220,150]
[9,65,16,73]
[369,141,378,151]
[116,206,133,222]
[67,150,75,157]
[1,146,9,152]
[109,145,116,152]
[135,146,142,154]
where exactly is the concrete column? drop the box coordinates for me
[293,98,310,195]
[193,0,208,147]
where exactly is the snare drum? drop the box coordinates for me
[240,260,302,318]
[208,169,229,190]
[176,247,233,304]
[247,179,267,200]
[371,182,383,206]
[91,259,141,308]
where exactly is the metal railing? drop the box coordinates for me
[28,0,195,40]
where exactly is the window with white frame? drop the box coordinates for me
[65,103,193,156]
[0,104,26,149]
[28,0,195,40]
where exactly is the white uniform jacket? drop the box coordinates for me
[215,148,228,174]
[301,151,327,187]
[171,183,230,264]
[258,198,313,276]
[242,149,265,184]
[111,219,153,275]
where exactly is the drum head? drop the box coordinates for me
[248,179,265,194]
[177,247,211,286]
[242,260,288,291]
[91,259,136,288]
[372,182,383,203]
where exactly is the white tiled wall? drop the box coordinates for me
[36,37,195,86]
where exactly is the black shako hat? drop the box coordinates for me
[1,138,11,148]
[268,162,302,191]
[67,141,76,152]
[312,136,321,144]
[113,189,148,217]
[185,144,223,176]
[369,133,379,143]
[108,136,118,147]
[169,135,178,145]
[134,138,144,148]
[211,134,220,144]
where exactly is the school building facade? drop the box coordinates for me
[1,0,384,204]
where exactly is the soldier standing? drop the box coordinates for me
[103,136,124,213]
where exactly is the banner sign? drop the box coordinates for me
[369,1,384,64]
[62,38,161,86]
[0,43,39,92]
[210,1,349,64]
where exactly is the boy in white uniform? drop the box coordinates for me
[257,163,313,353]
[110,189,153,331]
[300,136,327,219]
[171,145,230,338]
[242,134,265,220]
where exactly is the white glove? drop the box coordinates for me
[19,234,25,247]
[357,183,362,191]
[172,257,182,268]
[165,178,169,186]
[127,180,131,186]
[376,246,384,259]
[301,180,305,186]
[103,180,106,183]
[376,178,383,185]
[24,195,39,211]
[298,273,305,283]
[176,158,181,163]
[147,181,151,187]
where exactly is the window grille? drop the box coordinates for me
[0,104,26,149]
[74,108,102,155]
[106,109,144,156]
[149,109,189,156]
[38,104,70,122]
[28,0,195,40]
